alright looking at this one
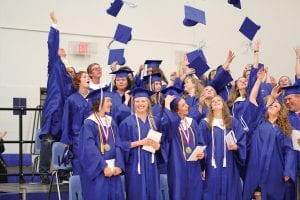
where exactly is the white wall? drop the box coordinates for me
[0,0,299,153]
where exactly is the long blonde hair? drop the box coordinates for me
[207,96,232,130]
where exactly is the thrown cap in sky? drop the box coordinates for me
[183,5,206,27]
[186,49,210,77]
[113,24,132,44]
[228,0,241,9]
[144,60,162,68]
[108,49,126,65]
[106,0,124,17]
[129,87,155,98]
[239,17,261,41]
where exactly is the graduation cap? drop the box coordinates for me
[144,60,162,68]
[183,5,206,27]
[239,17,261,41]
[186,49,210,77]
[143,73,161,84]
[108,49,126,65]
[113,24,132,44]
[106,0,124,17]
[281,84,300,97]
[86,86,112,104]
[160,86,183,96]
[228,0,241,9]
[129,87,155,99]
[110,69,132,78]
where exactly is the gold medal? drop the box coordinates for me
[185,146,192,154]
[104,144,111,151]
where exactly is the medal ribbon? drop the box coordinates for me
[94,113,109,143]
[179,121,190,145]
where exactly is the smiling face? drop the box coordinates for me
[284,94,300,112]
[152,81,162,92]
[236,77,247,90]
[267,100,281,117]
[211,96,224,111]
[278,76,291,87]
[134,97,149,114]
[176,98,189,117]
[88,64,102,81]
[203,86,217,99]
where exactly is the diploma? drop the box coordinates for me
[292,130,300,151]
[187,145,207,161]
[142,129,162,153]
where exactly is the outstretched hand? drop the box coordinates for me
[0,131,7,140]
[49,11,58,24]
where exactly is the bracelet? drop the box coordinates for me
[254,50,259,53]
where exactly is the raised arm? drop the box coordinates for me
[294,47,300,79]
[253,40,260,68]
[249,68,265,106]
[222,50,235,71]
[48,11,60,68]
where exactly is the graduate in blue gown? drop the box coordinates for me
[162,94,205,200]
[242,69,296,200]
[199,95,246,200]
[281,83,300,199]
[60,71,90,175]
[119,88,166,200]
[39,12,75,183]
[109,69,133,125]
[79,88,124,200]
[227,76,248,120]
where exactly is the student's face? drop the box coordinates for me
[66,67,75,78]
[134,97,149,114]
[278,76,291,87]
[101,97,112,113]
[89,65,102,79]
[115,77,128,90]
[203,86,216,99]
[267,101,281,116]
[236,77,247,90]
[184,78,195,92]
[284,94,300,112]
[211,96,224,111]
[152,81,162,92]
[80,73,90,89]
[176,98,189,117]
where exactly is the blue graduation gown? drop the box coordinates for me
[60,92,89,174]
[119,115,164,200]
[199,118,246,200]
[40,26,75,138]
[231,97,248,120]
[288,111,300,175]
[79,114,124,200]
[243,120,296,200]
[162,109,204,200]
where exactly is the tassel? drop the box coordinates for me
[151,153,154,163]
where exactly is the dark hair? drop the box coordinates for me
[113,76,132,91]
[72,71,87,90]
[91,99,104,112]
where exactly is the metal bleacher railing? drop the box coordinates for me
[0,106,42,183]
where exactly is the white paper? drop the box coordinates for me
[225,130,237,148]
[187,145,207,161]
[142,129,162,153]
[106,159,115,171]
[292,130,300,151]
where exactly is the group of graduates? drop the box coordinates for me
[39,12,300,200]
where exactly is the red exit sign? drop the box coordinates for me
[77,42,89,55]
